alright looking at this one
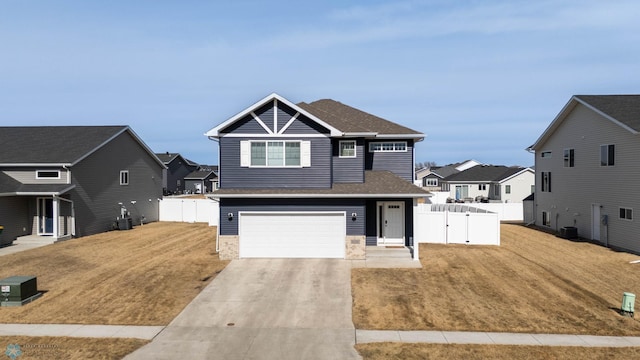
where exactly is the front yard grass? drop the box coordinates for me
[0,336,148,360]
[0,222,227,325]
[356,343,640,360]
[352,224,640,335]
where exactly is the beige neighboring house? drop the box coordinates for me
[528,95,640,255]
[442,165,534,203]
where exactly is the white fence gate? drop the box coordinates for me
[159,198,219,226]
[414,204,500,245]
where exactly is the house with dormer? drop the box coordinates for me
[205,93,429,260]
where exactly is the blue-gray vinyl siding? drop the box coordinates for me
[332,139,364,183]
[282,116,331,134]
[219,198,365,236]
[219,137,332,188]
[365,140,414,181]
[365,199,414,246]
[220,114,270,134]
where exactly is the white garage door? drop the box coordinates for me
[239,212,346,258]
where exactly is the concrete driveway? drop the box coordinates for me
[125,259,361,360]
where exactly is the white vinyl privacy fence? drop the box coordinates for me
[159,198,219,226]
[414,204,500,245]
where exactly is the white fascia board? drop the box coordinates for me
[205,93,343,138]
[211,193,432,199]
[13,184,76,196]
[343,132,378,137]
[374,134,426,141]
[498,168,534,183]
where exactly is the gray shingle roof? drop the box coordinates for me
[0,172,76,195]
[184,170,217,180]
[155,152,180,164]
[575,95,640,132]
[298,99,423,136]
[0,126,127,164]
[444,165,526,182]
[212,171,429,198]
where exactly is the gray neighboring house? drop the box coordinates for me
[415,160,482,191]
[155,152,199,195]
[205,93,430,260]
[184,168,218,194]
[529,95,640,254]
[0,126,165,246]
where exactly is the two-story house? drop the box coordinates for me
[206,93,429,260]
[155,152,199,195]
[529,95,640,254]
[0,126,165,246]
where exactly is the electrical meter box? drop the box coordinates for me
[0,276,40,306]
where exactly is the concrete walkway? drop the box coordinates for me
[0,324,163,340]
[357,330,640,347]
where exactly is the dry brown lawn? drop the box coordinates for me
[0,336,147,360]
[352,224,640,335]
[0,222,227,325]
[356,343,640,360]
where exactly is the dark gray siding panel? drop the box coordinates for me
[165,159,196,193]
[71,131,164,237]
[219,198,365,236]
[221,114,269,134]
[365,140,414,181]
[276,103,296,131]
[255,103,274,132]
[282,115,331,134]
[0,196,31,245]
[365,199,414,246]
[332,139,364,183]
[219,137,332,188]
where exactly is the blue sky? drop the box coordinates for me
[1,0,639,167]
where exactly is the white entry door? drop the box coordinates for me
[378,202,404,245]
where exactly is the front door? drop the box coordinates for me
[378,202,404,245]
[37,197,54,235]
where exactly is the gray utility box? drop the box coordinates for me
[0,276,41,307]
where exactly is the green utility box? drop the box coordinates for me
[621,292,635,317]
[0,276,41,307]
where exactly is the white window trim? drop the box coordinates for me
[541,151,552,158]
[120,170,129,185]
[542,211,551,227]
[247,140,306,168]
[619,207,633,221]
[600,144,615,167]
[425,178,438,187]
[563,148,575,168]
[36,170,61,179]
[505,185,511,194]
[339,140,357,158]
[368,141,408,153]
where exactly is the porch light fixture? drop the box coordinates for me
[227,212,234,220]
[351,212,357,221]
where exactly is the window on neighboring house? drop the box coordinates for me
[620,207,633,221]
[250,140,301,167]
[541,151,552,158]
[505,185,511,194]
[120,170,129,185]
[369,141,407,152]
[564,148,575,167]
[531,185,535,193]
[600,144,615,166]
[424,178,438,187]
[479,184,487,191]
[339,140,356,158]
[493,184,500,197]
[541,172,551,192]
[36,170,60,179]
[542,211,551,226]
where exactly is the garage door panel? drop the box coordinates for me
[239,212,345,258]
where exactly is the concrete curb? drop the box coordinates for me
[356,330,640,347]
[0,324,165,340]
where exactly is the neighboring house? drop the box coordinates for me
[184,169,218,194]
[155,152,199,194]
[442,165,534,203]
[205,93,429,260]
[415,160,482,191]
[528,95,640,254]
[0,126,165,246]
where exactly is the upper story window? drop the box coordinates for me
[36,170,60,179]
[369,141,407,152]
[120,170,129,185]
[541,151,552,158]
[564,149,575,167]
[600,144,615,166]
[424,178,438,187]
[339,140,356,158]
[251,140,300,167]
